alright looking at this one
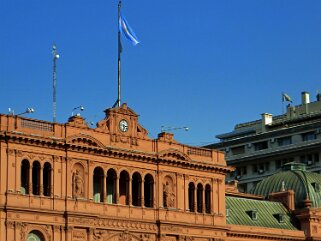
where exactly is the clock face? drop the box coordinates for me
[119,119,128,132]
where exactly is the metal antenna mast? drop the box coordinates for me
[52,44,60,123]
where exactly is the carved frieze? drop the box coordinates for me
[68,217,157,232]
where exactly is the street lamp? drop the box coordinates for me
[16,107,35,116]
[71,106,85,116]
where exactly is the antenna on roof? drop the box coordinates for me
[52,43,60,123]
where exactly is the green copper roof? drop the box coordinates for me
[250,163,321,208]
[226,196,298,230]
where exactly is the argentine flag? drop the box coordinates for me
[119,13,140,46]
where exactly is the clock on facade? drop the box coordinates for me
[119,119,129,132]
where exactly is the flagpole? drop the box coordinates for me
[117,0,122,107]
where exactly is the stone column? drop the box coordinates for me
[50,167,54,197]
[129,176,132,205]
[202,188,206,214]
[116,176,120,204]
[141,180,144,207]
[194,186,197,212]
[153,179,156,208]
[102,173,106,203]
[88,228,94,241]
[15,153,20,193]
[29,163,33,194]
[65,226,73,241]
[184,176,188,211]
[39,166,43,195]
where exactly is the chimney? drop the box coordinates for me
[301,91,310,104]
[261,113,272,132]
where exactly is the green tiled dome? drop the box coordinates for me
[250,163,321,208]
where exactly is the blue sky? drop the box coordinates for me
[1,1,321,145]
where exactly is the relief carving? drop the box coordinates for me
[6,221,15,229]
[16,150,23,157]
[53,225,61,232]
[27,154,35,160]
[53,155,60,162]
[73,229,87,240]
[119,231,132,241]
[7,149,15,156]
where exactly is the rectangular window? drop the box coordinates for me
[302,132,316,141]
[277,136,292,146]
[252,165,258,173]
[241,166,247,175]
[238,183,247,193]
[254,141,268,151]
[231,146,245,155]
[315,153,319,163]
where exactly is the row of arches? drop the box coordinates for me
[188,183,211,214]
[20,160,212,214]
[93,167,154,208]
[21,160,52,196]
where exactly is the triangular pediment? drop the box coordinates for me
[67,134,105,148]
[158,149,192,162]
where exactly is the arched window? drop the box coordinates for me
[188,183,195,212]
[132,172,142,206]
[197,183,203,213]
[106,169,117,204]
[43,162,51,196]
[205,184,211,214]
[119,170,129,205]
[32,161,41,195]
[93,167,104,202]
[21,159,30,194]
[144,174,154,208]
[27,230,44,241]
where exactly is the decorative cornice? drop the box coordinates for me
[2,132,232,173]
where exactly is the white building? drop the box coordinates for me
[208,92,321,192]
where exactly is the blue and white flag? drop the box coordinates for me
[119,13,140,46]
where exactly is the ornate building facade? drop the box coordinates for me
[1,103,321,241]
[0,104,231,241]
